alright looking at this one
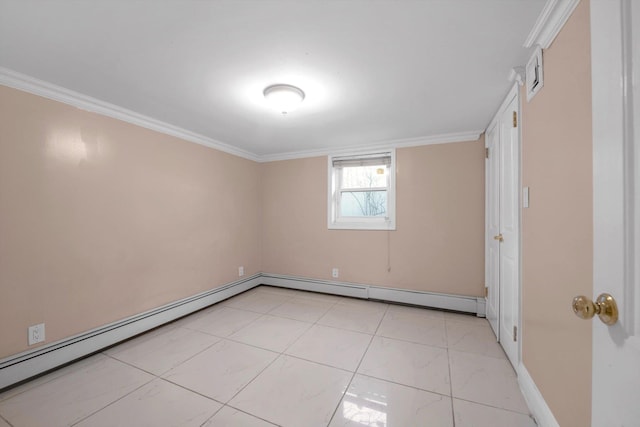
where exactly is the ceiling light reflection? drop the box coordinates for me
[341,391,389,426]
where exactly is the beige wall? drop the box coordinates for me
[261,140,485,296]
[0,82,485,364]
[521,1,592,426]
[0,85,261,358]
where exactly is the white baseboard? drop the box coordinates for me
[260,274,369,299]
[518,363,560,427]
[261,273,486,316]
[0,275,262,390]
[1,272,486,391]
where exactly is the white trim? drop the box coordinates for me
[0,274,262,390]
[0,67,260,162]
[327,149,396,231]
[486,84,519,136]
[258,131,483,163]
[476,297,487,317]
[524,0,580,49]
[0,67,482,164]
[508,66,525,86]
[518,363,560,427]
[260,274,369,299]
[0,272,487,391]
[368,286,482,315]
[261,273,486,316]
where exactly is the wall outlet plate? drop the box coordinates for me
[28,323,45,345]
[238,266,244,277]
[332,268,339,278]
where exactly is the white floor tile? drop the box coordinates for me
[230,355,352,427]
[329,375,453,427]
[203,406,277,427]
[222,292,292,313]
[295,291,350,303]
[386,304,445,319]
[229,314,311,352]
[453,399,536,427]
[445,321,505,359]
[75,379,220,427]
[335,298,389,314]
[0,355,153,427]
[444,311,488,325]
[449,350,529,413]
[252,286,302,298]
[105,326,219,375]
[377,310,447,347]
[286,324,372,371]
[179,306,262,337]
[268,297,335,323]
[358,336,451,395]
[163,339,278,403]
[0,355,84,403]
[0,289,533,427]
[318,305,386,334]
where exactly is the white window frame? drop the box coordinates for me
[327,149,396,230]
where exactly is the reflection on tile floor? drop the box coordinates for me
[0,286,536,427]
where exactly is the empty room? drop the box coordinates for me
[0,1,638,426]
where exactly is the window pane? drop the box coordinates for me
[341,165,387,189]
[340,190,387,217]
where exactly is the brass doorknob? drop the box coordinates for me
[572,293,618,325]
[493,234,504,242]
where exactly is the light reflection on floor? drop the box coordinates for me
[341,390,388,426]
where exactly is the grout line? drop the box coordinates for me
[104,330,222,378]
[326,302,390,426]
[69,375,156,426]
[353,372,452,398]
[159,376,226,405]
[217,292,335,408]
[451,397,534,417]
[444,312,456,427]
[215,406,282,427]
[197,404,226,427]
[4,287,505,427]
[0,413,15,427]
[208,288,367,425]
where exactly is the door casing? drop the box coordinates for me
[485,83,522,368]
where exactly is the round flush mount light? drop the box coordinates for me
[263,84,305,114]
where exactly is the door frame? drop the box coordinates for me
[485,83,523,367]
[485,120,500,338]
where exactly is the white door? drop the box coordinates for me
[498,90,520,368]
[485,123,500,337]
[590,1,640,425]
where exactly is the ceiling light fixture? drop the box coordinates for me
[263,84,305,115]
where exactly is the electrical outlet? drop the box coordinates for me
[332,268,339,278]
[238,266,244,277]
[28,323,45,345]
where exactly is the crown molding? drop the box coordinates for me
[1,67,482,164]
[0,67,260,162]
[508,66,526,86]
[258,131,483,162]
[524,0,580,49]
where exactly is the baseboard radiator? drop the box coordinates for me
[0,273,485,390]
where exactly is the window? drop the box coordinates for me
[328,150,396,230]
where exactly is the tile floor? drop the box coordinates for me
[0,286,537,427]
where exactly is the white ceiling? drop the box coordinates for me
[0,1,546,160]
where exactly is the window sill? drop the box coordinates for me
[328,221,396,231]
